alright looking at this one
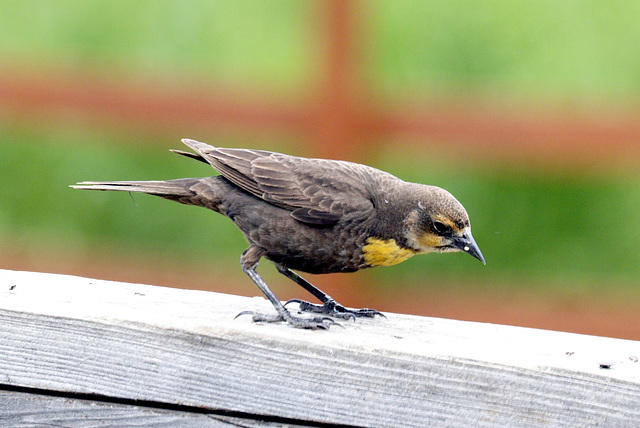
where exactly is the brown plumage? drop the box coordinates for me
[72,138,484,329]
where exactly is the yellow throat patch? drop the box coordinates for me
[362,238,416,267]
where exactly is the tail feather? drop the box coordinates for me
[71,139,228,212]
[170,148,209,165]
[71,177,225,212]
[70,180,195,196]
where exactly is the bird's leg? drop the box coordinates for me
[277,265,385,320]
[236,246,337,329]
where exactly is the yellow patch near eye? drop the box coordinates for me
[417,232,443,250]
[362,238,417,267]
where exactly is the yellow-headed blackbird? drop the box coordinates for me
[72,139,484,329]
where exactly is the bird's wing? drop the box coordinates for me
[179,139,382,225]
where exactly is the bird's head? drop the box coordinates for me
[404,186,485,264]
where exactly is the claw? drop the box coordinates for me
[234,310,255,320]
[323,318,345,329]
[234,311,284,323]
[284,298,304,308]
[350,308,387,319]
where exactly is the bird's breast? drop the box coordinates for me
[361,237,417,267]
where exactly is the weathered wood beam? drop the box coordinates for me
[0,269,638,427]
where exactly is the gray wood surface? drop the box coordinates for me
[0,389,315,427]
[0,269,639,427]
[0,390,231,427]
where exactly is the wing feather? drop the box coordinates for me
[180,138,392,225]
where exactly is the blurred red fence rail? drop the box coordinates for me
[2,0,640,166]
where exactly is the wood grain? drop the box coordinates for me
[0,269,638,427]
[0,390,233,427]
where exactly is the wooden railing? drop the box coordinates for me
[1,269,638,426]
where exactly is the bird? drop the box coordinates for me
[72,138,485,329]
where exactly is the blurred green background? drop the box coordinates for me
[1,1,639,338]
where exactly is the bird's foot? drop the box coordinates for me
[235,310,339,330]
[285,298,386,320]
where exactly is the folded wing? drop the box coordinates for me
[178,139,383,226]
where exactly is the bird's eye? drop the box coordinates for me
[432,221,452,235]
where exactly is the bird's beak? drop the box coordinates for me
[451,230,486,265]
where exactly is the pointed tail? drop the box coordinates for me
[71,179,196,196]
[70,177,225,212]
